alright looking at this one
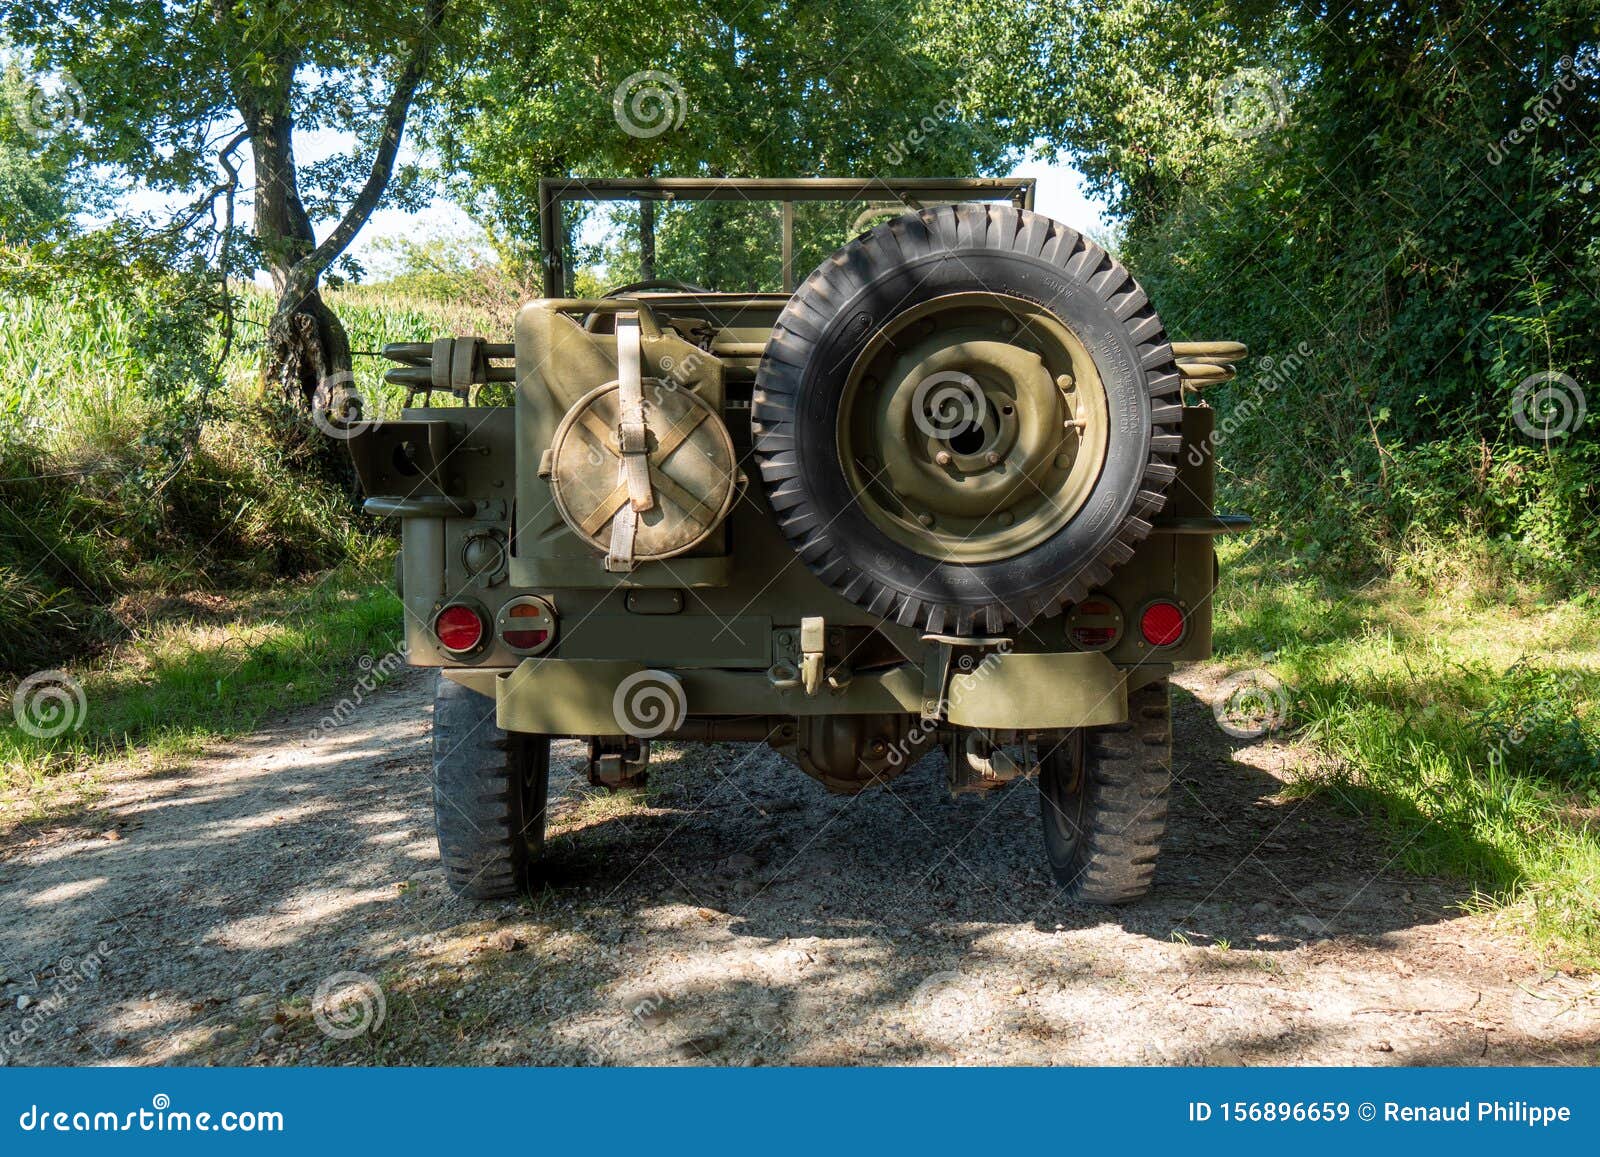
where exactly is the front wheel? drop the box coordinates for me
[1039,679,1172,904]
[432,674,550,900]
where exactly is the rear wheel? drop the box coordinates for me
[1039,679,1172,904]
[432,674,550,900]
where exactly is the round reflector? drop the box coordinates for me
[1139,600,1185,647]
[434,605,485,653]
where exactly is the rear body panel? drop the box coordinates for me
[350,180,1244,745]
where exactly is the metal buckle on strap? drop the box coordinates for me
[617,419,649,456]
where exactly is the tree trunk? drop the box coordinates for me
[224,0,447,412]
[246,84,354,409]
[639,197,656,281]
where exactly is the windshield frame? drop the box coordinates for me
[536,177,1036,295]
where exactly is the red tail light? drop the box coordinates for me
[1067,595,1123,651]
[434,605,485,653]
[1139,600,1185,647]
[496,595,557,654]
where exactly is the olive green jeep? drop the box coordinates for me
[349,177,1248,904]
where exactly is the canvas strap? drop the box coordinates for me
[606,312,654,571]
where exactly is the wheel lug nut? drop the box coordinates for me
[985,451,1001,465]
[934,450,953,466]
[917,512,935,527]
[1057,373,1075,391]
[997,511,1013,526]
[1054,453,1073,469]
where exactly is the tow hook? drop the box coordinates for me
[962,731,1027,785]
[588,738,649,790]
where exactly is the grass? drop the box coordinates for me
[4,256,1598,968]
[0,271,475,819]
[235,282,514,418]
[0,553,402,825]
[1215,539,1600,965]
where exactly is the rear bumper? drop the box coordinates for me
[443,650,1148,735]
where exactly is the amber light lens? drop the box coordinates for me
[503,603,550,650]
[434,605,485,652]
[1069,599,1119,649]
[1139,601,1185,647]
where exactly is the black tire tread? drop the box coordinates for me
[752,202,1182,632]
[431,674,549,900]
[1041,679,1173,904]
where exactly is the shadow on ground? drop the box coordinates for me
[1,673,1594,1067]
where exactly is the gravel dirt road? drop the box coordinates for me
[3,665,1596,1066]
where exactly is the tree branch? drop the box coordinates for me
[279,0,449,308]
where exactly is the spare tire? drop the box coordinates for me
[752,203,1182,635]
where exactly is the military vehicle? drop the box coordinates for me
[350,177,1248,905]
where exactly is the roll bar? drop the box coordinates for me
[536,176,1037,296]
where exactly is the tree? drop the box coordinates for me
[2,0,452,406]
[1027,0,1600,572]
[0,60,78,243]
[430,0,1042,284]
